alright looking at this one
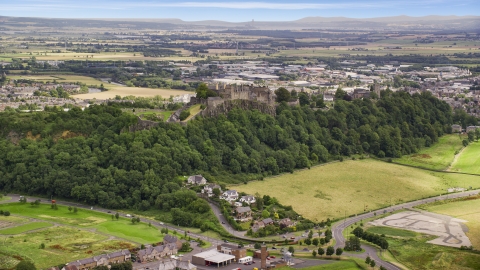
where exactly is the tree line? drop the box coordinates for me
[0,90,453,230]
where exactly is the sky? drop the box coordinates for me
[0,0,478,22]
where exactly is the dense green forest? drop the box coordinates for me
[0,91,452,229]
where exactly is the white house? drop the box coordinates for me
[239,195,256,205]
[202,184,222,197]
[220,190,239,202]
[187,175,207,185]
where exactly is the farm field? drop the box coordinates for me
[0,226,135,269]
[450,141,480,174]
[234,159,480,220]
[0,222,52,235]
[7,74,193,99]
[394,134,464,170]
[73,86,192,99]
[366,226,417,238]
[0,203,163,244]
[419,197,480,248]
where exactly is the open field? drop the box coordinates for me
[369,211,471,248]
[386,233,480,270]
[0,203,163,244]
[0,222,52,235]
[234,159,480,220]
[366,226,417,238]
[7,74,193,99]
[451,142,480,174]
[73,87,192,99]
[0,196,11,202]
[394,134,464,170]
[419,198,480,248]
[0,226,136,269]
[0,216,30,229]
[282,260,362,270]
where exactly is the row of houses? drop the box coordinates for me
[62,250,131,270]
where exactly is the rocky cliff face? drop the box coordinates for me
[201,99,276,118]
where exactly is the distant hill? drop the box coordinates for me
[0,15,479,31]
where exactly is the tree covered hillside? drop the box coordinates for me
[0,91,452,214]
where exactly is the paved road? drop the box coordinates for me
[332,189,480,270]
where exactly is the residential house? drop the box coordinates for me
[62,250,131,270]
[187,175,207,185]
[202,183,222,197]
[220,190,239,202]
[156,259,197,270]
[239,195,256,205]
[323,94,334,102]
[262,218,274,225]
[278,218,294,228]
[217,243,247,261]
[451,124,462,133]
[234,206,252,222]
[466,126,480,133]
[163,234,183,250]
[137,243,178,263]
[251,221,265,232]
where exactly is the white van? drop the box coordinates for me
[126,214,132,217]
[238,256,253,264]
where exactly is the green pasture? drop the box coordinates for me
[0,203,163,244]
[394,134,464,170]
[387,234,480,270]
[451,141,480,174]
[366,226,417,238]
[0,216,30,229]
[234,159,480,220]
[280,260,362,270]
[183,104,203,122]
[0,196,11,202]
[0,226,136,269]
[0,222,52,235]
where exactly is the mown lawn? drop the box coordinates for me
[419,197,480,248]
[234,159,480,220]
[279,260,362,270]
[0,222,52,235]
[394,134,464,170]
[451,141,480,174]
[0,226,135,269]
[0,203,163,244]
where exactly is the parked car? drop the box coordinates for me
[270,256,276,258]
[282,235,286,238]
[290,237,295,240]
[222,221,225,224]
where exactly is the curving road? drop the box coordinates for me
[332,189,480,270]
[4,189,479,270]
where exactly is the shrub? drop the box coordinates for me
[179,110,190,121]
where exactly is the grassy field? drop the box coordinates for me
[394,134,464,170]
[451,141,480,174]
[0,226,136,269]
[366,226,417,238]
[0,196,11,202]
[7,74,193,99]
[0,203,163,244]
[73,87,192,99]
[279,260,363,270]
[234,159,480,220]
[387,234,480,270]
[183,104,203,122]
[0,222,52,235]
[0,216,30,229]
[419,198,480,248]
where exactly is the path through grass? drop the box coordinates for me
[451,141,480,174]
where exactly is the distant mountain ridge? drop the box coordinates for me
[0,15,479,31]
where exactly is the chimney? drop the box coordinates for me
[260,245,267,270]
